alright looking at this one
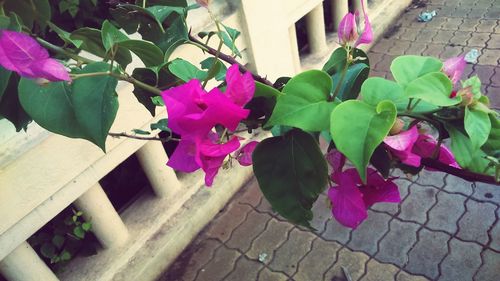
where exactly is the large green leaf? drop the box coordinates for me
[156,16,188,59]
[252,129,328,227]
[18,79,90,139]
[4,0,51,29]
[71,63,119,151]
[168,58,207,82]
[330,100,397,182]
[405,72,460,106]
[254,81,283,99]
[390,55,443,88]
[322,48,347,76]
[131,68,159,116]
[483,114,500,157]
[118,40,164,67]
[200,57,226,81]
[266,70,337,132]
[0,74,31,131]
[101,20,129,51]
[464,107,491,152]
[47,22,83,48]
[331,63,369,101]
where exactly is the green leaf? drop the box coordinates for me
[40,243,56,259]
[4,0,51,29]
[465,107,491,152]
[150,119,170,132]
[322,48,347,76]
[331,63,369,101]
[252,129,329,227]
[168,58,208,82]
[330,100,397,182]
[0,74,31,131]
[118,40,164,67]
[266,70,337,132]
[200,57,227,81]
[390,55,443,88]
[0,67,11,100]
[73,226,86,239]
[59,250,72,262]
[101,20,129,52]
[132,129,151,135]
[151,96,165,106]
[131,68,158,116]
[81,222,92,232]
[482,114,500,157]
[461,76,482,99]
[47,22,83,48]
[220,23,241,57]
[71,62,119,151]
[18,79,90,139]
[59,0,79,18]
[52,235,65,250]
[405,72,459,106]
[156,16,188,59]
[254,81,283,99]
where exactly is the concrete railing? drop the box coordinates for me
[0,0,411,280]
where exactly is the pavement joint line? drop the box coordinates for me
[472,245,488,281]
[484,204,500,251]
[436,227,454,280]
[264,225,296,277]
[320,243,345,281]
[290,236,319,279]
[191,241,228,281]
[220,252,245,281]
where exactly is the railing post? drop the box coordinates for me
[74,183,129,249]
[0,242,59,281]
[305,4,328,56]
[136,140,182,198]
[288,25,302,73]
[332,0,349,31]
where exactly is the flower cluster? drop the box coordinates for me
[162,65,257,186]
[0,30,70,82]
[338,0,373,47]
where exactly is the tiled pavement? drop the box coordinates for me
[161,0,500,280]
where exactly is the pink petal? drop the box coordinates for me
[31,59,71,82]
[203,88,250,131]
[328,172,368,229]
[167,138,200,173]
[338,13,357,45]
[225,64,255,107]
[354,0,373,47]
[235,141,259,166]
[198,136,241,186]
[443,55,466,85]
[384,126,421,167]
[413,135,460,170]
[326,149,346,173]
[361,168,401,207]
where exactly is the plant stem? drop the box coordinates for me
[409,99,422,112]
[421,158,497,184]
[109,132,180,142]
[71,72,162,95]
[406,98,413,111]
[331,49,350,101]
[202,10,224,88]
[36,38,95,65]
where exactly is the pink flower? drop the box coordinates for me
[338,0,373,47]
[225,65,255,107]
[326,149,346,173]
[443,55,466,85]
[384,126,460,170]
[328,168,400,229]
[235,141,259,166]
[0,30,70,81]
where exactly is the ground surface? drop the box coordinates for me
[161,0,500,280]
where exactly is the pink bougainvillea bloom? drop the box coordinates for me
[338,0,372,47]
[326,149,346,173]
[161,80,249,137]
[0,30,70,81]
[197,135,241,186]
[413,134,460,170]
[384,126,421,167]
[344,168,401,207]
[235,141,259,166]
[167,138,200,173]
[443,55,466,85]
[225,64,255,107]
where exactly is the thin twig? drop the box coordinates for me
[108,132,180,142]
[421,158,497,184]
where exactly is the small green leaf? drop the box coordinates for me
[151,96,165,106]
[101,20,129,52]
[390,55,443,88]
[52,235,65,250]
[322,48,347,75]
[168,58,208,82]
[47,22,83,48]
[254,81,283,99]
[4,0,51,29]
[405,72,459,106]
[330,100,397,182]
[155,16,188,59]
[131,68,158,116]
[220,23,241,57]
[200,57,227,81]
[71,62,119,151]
[132,129,151,135]
[252,129,329,227]
[266,70,337,132]
[59,250,72,261]
[461,76,482,99]
[482,114,500,157]
[465,107,491,152]
[118,40,164,67]
[331,63,369,101]
[40,243,56,258]
[73,226,86,239]
[150,119,170,132]
[82,222,92,232]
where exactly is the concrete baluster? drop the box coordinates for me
[288,24,302,73]
[332,0,349,31]
[305,4,328,56]
[0,242,59,281]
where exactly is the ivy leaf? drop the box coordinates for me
[330,100,397,182]
[390,55,443,88]
[464,107,491,152]
[51,235,65,250]
[405,72,460,106]
[156,16,188,60]
[220,23,241,57]
[266,70,337,132]
[252,129,329,227]
[168,58,208,82]
[71,62,119,151]
[73,226,86,239]
[331,63,369,101]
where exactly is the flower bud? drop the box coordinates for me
[338,13,358,46]
[458,86,474,107]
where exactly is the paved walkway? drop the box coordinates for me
[161,0,500,280]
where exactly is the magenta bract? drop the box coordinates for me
[0,30,70,81]
[235,141,259,166]
[338,0,373,47]
[443,55,466,85]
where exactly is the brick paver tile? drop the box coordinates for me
[426,192,466,234]
[449,31,472,46]
[324,248,369,281]
[451,6,471,18]
[424,17,448,30]
[367,52,385,68]
[399,28,421,41]
[474,249,500,281]
[161,239,222,281]
[256,197,274,214]
[368,69,387,79]
[468,8,486,19]
[469,32,491,48]
[205,203,253,242]
[488,86,500,108]
[398,185,437,224]
[396,271,430,281]
[226,211,270,252]
[440,45,464,58]
[236,179,263,207]
[388,40,412,56]
[359,259,399,281]
[224,256,263,281]
[246,218,293,262]
[459,18,480,32]
[472,182,500,205]
[371,179,411,215]
[257,267,288,281]
[415,29,438,43]
[488,33,500,49]
[405,228,450,279]
[489,216,500,252]
[473,64,496,84]
[293,239,341,281]
[438,239,482,281]
[422,43,446,58]
[433,30,455,44]
[195,246,240,281]
[310,194,331,233]
[457,199,496,245]
[268,228,315,276]
[415,170,447,188]
[405,42,429,56]
[348,211,391,255]
[371,39,394,54]
[322,218,352,244]
[376,219,420,266]
[477,19,499,33]
[484,8,500,20]
[374,54,395,73]
[491,67,500,87]
[444,175,475,196]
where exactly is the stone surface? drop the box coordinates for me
[371,179,412,215]
[310,194,332,233]
[439,239,482,281]
[398,185,437,224]
[324,248,369,281]
[396,271,430,281]
[415,170,447,188]
[235,179,263,207]
[293,239,341,281]
[246,218,293,262]
[359,259,399,281]
[474,249,500,281]
[444,175,474,196]
[223,257,263,281]
[376,219,420,266]
[426,192,466,234]
[457,199,496,245]
[226,211,270,252]
[405,229,450,279]
[204,203,252,242]
[195,246,240,281]
[348,211,391,255]
[322,218,352,244]
[268,228,315,276]
[472,182,500,205]
[257,267,288,281]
